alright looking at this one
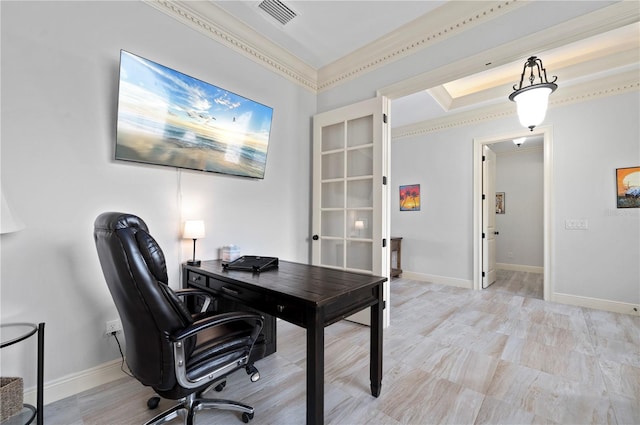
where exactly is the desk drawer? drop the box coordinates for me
[186,271,207,287]
[208,278,305,326]
[207,278,262,304]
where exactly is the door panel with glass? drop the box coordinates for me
[312,97,390,325]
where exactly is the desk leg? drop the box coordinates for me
[370,285,383,397]
[306,310,324,425]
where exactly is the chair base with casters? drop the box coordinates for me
[145,384,255,425]
[146,364,261,424]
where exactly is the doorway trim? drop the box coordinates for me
[473,126,553,300]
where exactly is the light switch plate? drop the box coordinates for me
[565,219,588,230]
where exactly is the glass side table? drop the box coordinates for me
[0,323,44,425]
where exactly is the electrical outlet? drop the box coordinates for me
[105,319,122,335]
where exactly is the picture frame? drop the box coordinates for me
[115,50,274,179]
[399,184,420,211]
[496,192,505,214]
[616,166,640,208]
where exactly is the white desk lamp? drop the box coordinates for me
[183,220,205,266]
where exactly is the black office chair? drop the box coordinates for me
[94,212,265,424]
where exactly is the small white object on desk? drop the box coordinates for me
[221,245,241,262]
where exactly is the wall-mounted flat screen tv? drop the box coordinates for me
[116,50,273,179]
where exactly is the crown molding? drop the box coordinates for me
[144,0,639,119]
[143,0,318,92]
[391,70,640,140]
[144,0,526,94]
[317,0,525,92]
[380,1,640,101]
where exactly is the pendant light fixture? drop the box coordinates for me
[513,137,526,147]
[509,56,558,131]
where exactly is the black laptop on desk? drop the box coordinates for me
[222,255,278,273]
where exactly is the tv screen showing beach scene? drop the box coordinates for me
[115,50,273,179]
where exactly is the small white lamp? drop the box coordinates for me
[183,220,205,266]
[354,219,365,237]
[1,191,25,234]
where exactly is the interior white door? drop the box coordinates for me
[482,145,497,288]
[312,96,390,325]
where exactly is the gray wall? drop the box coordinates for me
[1,1,315,393]
[495,148,544,268]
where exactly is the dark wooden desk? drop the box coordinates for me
[183,260,386,425]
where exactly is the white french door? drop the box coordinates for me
[312,96,390,326]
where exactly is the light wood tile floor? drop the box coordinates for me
[44,273,639,424]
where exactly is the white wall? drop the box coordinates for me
[0,1,315,398]
[390,127,473,284]
[495,148,544,268]
[551,94,640,303]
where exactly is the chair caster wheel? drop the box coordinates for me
[215,381,226,392]
[242,412,254,423]
[147,396,160,410]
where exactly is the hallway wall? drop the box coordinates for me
[495,147,544,270]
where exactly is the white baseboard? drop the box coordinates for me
[401,271,473,289]
[552,292,640,316]
[496,263,543,273]
[23,359,126,406]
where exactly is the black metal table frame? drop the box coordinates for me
[0,322,44,425]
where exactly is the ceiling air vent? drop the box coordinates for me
[258,0,297,26]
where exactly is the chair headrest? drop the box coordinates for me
[94,212,168,284]
[94,212,149,233]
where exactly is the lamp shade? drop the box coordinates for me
[512,86,552,131]
[1,191,25,234]
[508,56,557,131]
[354,220,365,229]
[183,220,205,239]
[513,137,526,147]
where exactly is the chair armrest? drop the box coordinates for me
[174,288,214,301]
[174,288,216,313]
[169,311,264,343]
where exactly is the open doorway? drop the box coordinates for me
[473,127,553,301]
[483,138,544,298]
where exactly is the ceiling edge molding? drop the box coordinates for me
[391,71,640,141]
[380,1,640,101]
[317,0,526,92]
[143,0,318,92]
[427,86,453,111]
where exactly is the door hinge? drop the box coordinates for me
[482,232,485,239]
[383,113,388,124]
[382,176,387,185]
[382,300,386,310]
[482,194,486,200]
[382,238,387,248]
[482,155,486,161]
[482,271,486,277]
